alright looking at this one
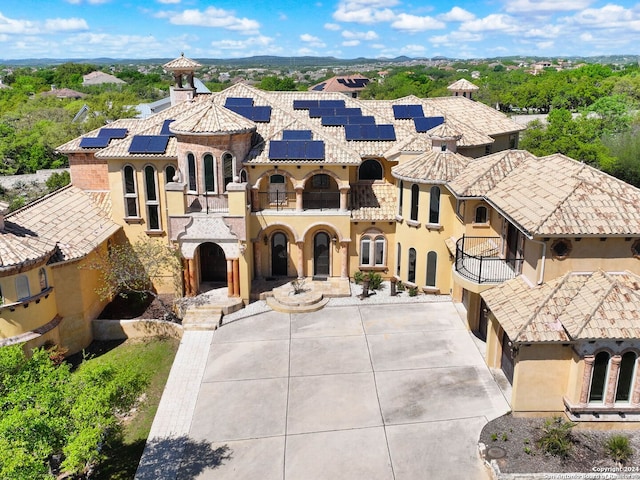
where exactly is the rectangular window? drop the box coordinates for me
[16,275,30,301]
[361,239,371,265]
[374,239,384,266]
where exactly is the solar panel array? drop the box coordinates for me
[282,130,313,140]
[293,98,396,141]
[268,140,325,160]
[414,116,445,133]
[224,97,272,122]
[128,135,170,154]
[79,127,129,148]
[337,78,369,88]
[391,104,445,133]
[160,119,175,136]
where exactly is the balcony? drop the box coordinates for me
[187,193,229,214]
[255,191,343,212]
[455,236,522,284]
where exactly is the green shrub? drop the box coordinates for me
[408,286,418,296]
[353,271,364,284]
[536,417,576,458]
[605,434,633,464]
[366,272,383,290]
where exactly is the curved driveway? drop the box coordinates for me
[137,301,510,480]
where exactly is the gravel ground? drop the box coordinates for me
[480,414,640,474]
[222,280,452,323]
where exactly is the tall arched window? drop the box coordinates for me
[204,154,215,192]
[475,205,488,224]
[410,184,419,221]
[616,352,637,402]
[187,153,197,192]
[429,186,441,224]
[222,152,234,191]
[16,275,30,301]
[426,251,437,287]
[39,268,48,291]
[589,351,610,403]
[359,159,383,180]
[408,247,416,283]
[240,168,248,183]
[398,180,404,216]
[165,164,176,184]
[144,165,160,230]
[123,165,138,217]
[359,234,386,267]
[396,243,401,276]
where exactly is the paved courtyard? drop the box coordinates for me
[137,301,510,480]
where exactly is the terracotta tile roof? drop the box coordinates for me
[170,100,256,135]
[308,75,370,93]
[5,186,120,265]
[350,182,397,221]
[447,79,479,91]
[482,271,640,343]
[391,150,471,184]
[163,54,202,70]
[56,118,143,153]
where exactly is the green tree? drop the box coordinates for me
[45,171,71,192]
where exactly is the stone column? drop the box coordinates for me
[605,355,622,406]
[227,259,234,297]
[233,259,240,297]
[295,187,304,211]
[340,241,349,278]
[631,358,640,405]
[579,355,595,406]
[296,241,305,278]
[251,188,260,211]
[339,187,350,212]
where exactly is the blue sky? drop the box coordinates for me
[1,0,640,60]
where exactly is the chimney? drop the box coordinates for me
[0,201,9,231]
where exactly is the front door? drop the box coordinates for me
[501,331,514,385]
[200,242,226,282]
[272,232,288,276]
[313,232,330,276]
[476,299,489,342]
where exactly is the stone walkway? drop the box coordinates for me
[135,300,510,480]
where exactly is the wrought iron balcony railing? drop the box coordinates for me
[455,236,522,284]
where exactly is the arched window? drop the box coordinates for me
[426,251,437,287]
[589,351,610,403]
[410,184,419,221]
[398,180,404,216]
[187,153,197,192]
[16,275,30,301]
[144,165,160,230]
[359,234,386,267]
[429,186,440,224]
[396,243,401,276]
[240,168,248,183]
[165,164,176,184]
[39,268,48,291]
[475,205,488,224]
[204,154,215,192]
[222,152,234,191]
[408,247,416,283]
[359,159,383,180]
[123,165,138,217]
[616,352,637,402]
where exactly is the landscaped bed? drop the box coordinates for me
[480,414,640,474]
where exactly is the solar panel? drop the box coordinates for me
[283,130,313,140]
[305,141,325,160]
[269,141,288,159]
[345,124,396,141]
[286,141,305,159]
[393,105,408,119]
[129,135,150,154]
[335,108,362,116]
[147,135,170,154]
[378,124,396,141]
[312,83,326,91]
[318,100,345,109]
[293,100,319,110]
[345,124,363,141]
[322,116,347,126]
[160,119,175,136]
[251,106,272,122]
[414,116,445,133]
[348,115,375,124]
[79,136,110,148]
[98,128,128,139]
[225,97,254,107]
[407,105,424,118]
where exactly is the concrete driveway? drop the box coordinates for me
[163,302,510,480]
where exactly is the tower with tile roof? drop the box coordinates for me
[163,53,202,106]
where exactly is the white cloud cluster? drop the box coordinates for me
[333,0,397,24]
[158,7,260,34]
[0,12,88,35]
[300,33,326,47]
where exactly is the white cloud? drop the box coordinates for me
[522,26,561,40]
[159,7,260,34]
[430,30,483,47]
[44,18,89,32]
[400,44,427,54]
[324,23,341,30]
[157,0,180,4]
[333,0,397,24]
[300,33,326,47]
[504,0,592,14]
[438,7,475,22]
[342,40,360,46]
[391,13,444,32]
[65,0,110,4]
[561,4,640,30]
[0,13,37,34]
[460,14,519,33]
[210,35,274,50]
[342,29,378,40]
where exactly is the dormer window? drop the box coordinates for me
[441,144,447,152]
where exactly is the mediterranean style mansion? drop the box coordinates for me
[3,54,640,422]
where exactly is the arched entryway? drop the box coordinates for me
[271,232,288,276]
[199,242,227,282]
[313,232,330,277]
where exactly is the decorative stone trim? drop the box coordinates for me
[425,223,443,231]
[1,287,53,312]
[406,219,420,228]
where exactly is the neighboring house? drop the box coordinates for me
[309,75,371,97]
[45,54,640,424]
[41,87,87,99]
[0,187,120,353]
[82,71,126,86]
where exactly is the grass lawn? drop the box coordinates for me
[81,336,180,480]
